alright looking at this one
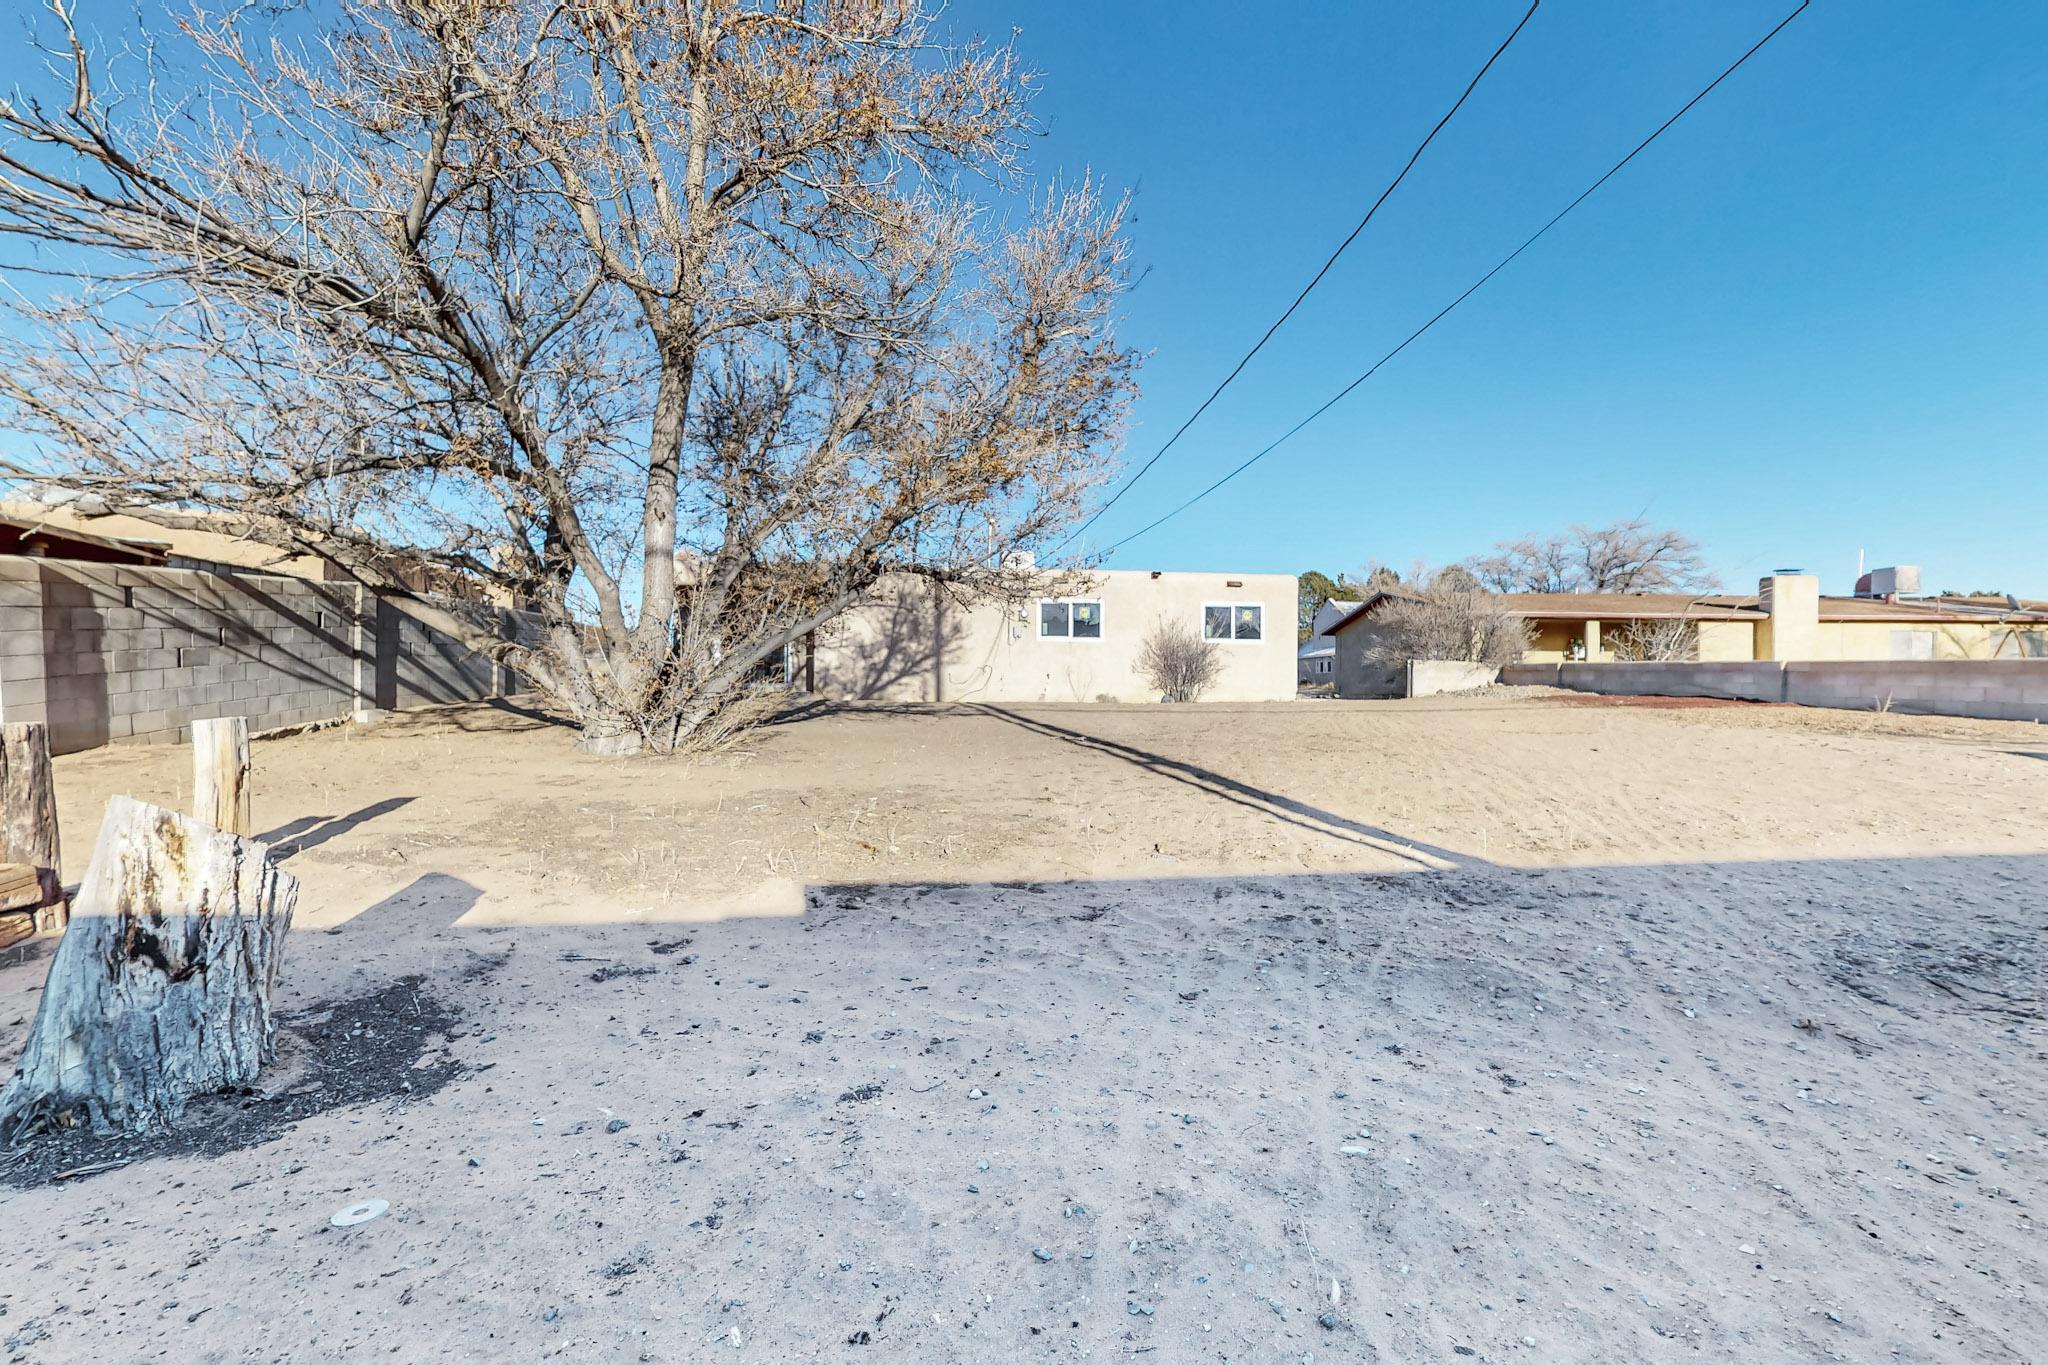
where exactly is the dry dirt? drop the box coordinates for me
[1,692,2043,1363]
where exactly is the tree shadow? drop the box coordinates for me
[973,704,1477,871]
[762,698,968,727]
[259,797,417,857]
[808,584,958,702]
[320,872,483,938]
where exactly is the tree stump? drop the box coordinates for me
[193,716,252,836]
[0,796,298,1142]
[1,721,63,922]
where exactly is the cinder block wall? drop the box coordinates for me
[1501,659,2048,723]
[0,557,543,755]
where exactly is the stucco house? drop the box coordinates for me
[804,569,1298,704]
[1325,573,2048,698]
[1297,597,1361,683]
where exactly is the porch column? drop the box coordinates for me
[1584,619,1601,662]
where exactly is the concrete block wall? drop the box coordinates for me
[1501,659,2048,723]
[1783,661,2048,722]
[0,557,544,755]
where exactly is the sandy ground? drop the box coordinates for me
[1,692,2043,1362]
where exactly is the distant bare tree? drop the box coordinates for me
[1428,563,1481,593]
[1137,619,1224,703]
[1608,617,1700,662]
[1363,587,1530,669]
[1472,536,1577,593]
[1361,564,1405,593]
[1473,519,1713,595]
[0,0,1137,753]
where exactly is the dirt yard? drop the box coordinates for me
[2,692,2043,1362]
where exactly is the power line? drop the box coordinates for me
[1052,0,1543,558]
[1098,0,1810,559]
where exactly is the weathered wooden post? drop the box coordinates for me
[0,796,297,1140]
[193,716,252,836]
[1,721,63,931]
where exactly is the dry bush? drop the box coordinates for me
[668,686,792,759]
[1138,619,1225,702]
[1608,618,1700,662]
[1363,589,1531,668]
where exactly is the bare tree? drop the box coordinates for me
[1472,519,1713,595]
[1427,563,1481,593]
[0,0,1138,752]
[1362,587,1530,669]
[1136,618,1224,703]
[1607,617,1700,662]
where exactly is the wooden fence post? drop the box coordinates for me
[1,721,63,928]
[193,717,252,837]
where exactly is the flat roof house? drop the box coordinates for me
[806,569,1298,704]
[1324,573,2048,698]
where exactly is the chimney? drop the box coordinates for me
[1758,572,1819,661]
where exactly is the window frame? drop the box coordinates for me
[1037,596,1104,642]
[1202,601,1265,644]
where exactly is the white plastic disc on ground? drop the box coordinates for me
[329,1198,389,1228]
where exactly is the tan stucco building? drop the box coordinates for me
[1327,573,2048,698]
[807,569,1298,704]
[0,498,337,580]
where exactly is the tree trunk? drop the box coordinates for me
[0,722,63,927]
[193,716,252,836]
[0,796,298,1142]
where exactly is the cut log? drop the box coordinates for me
[0,796,298,1142]
[0,862,41,909]
[0,722,62,919]
[193,716,252,837]
[0,911,32,952]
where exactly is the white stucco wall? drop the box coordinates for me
[812,570,1298,704]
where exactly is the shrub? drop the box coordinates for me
[1138,618,1225,702]
[1362,589,1530,669]
[1608,618,1700,662]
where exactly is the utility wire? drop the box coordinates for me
[1052,0,1543,558]
[1098,0,1810,558]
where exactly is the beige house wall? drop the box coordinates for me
[1522,622,1577,663]
[811,570,1297,704]
[1697,620,1755,661]
[1805,620,2048,660]
[1331,618,1404,698]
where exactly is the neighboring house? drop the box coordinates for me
[1325,572,2048,698]
[1296,597,1359,683]
[806,569,1297,704]
[1,497,336,580]
[1,497,515,605]
[0,511,172,567]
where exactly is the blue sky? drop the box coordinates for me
[948,1,2048,595]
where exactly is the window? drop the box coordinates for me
[1204,602,1263,642]
[1039,599,1102,639]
